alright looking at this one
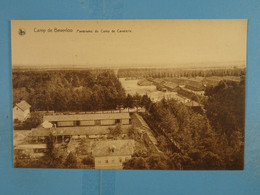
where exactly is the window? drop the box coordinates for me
[95,120,101,125]
[34,149,45,153]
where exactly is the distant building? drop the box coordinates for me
[153,78,166,86]
[137,78,153,86]
[163,82,180,92]
[180,87,204,96]
[13,100,31,121]
[203,76,223,87]
[184,79,205,91]
[92,140,135,169]
[203,76,241,87]
[166,77,186,85]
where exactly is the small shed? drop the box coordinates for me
[13,100,31,122]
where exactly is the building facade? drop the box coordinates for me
[92,140,135,169]
[13,100,31,121]
[43,112,131,128]
[27,112,132,144]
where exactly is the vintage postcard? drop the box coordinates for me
[11,19,247,170]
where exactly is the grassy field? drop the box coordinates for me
[119,78,187,102]
[119,78,156,95]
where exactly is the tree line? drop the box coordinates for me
[118,67,245,78]
[13,70,126,112]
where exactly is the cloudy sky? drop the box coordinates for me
[11,19,247,68]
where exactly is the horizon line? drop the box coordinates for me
[12,61,246,70]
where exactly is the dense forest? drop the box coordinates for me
[118,67,246,78]
[13,70,126,111]
[124,80,245,170]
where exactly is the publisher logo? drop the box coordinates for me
[18,28,26,36]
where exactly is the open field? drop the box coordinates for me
[119,78,188,103]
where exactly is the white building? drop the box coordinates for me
[13,100,31,122]
[92,140,135,169]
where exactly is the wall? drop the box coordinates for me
[57,121,74,127]
[101,119,116,126]
[13,107,24,121]
[94,155,132,169]
[80,120,95,126]
[23,108,30,120]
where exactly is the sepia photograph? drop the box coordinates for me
[11,19,247,170]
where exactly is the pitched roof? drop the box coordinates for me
[92,140,135,157]
[187,77,205,82]
[165,78,184,85]
[44,112,131,122]
[163,82,179,89]
[184,80,205,90]
[137,79,152,86]
[15,100,31,111]
[153,78,165,84]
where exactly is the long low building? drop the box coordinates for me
[25,112,132,144]
[43,112,131,127]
